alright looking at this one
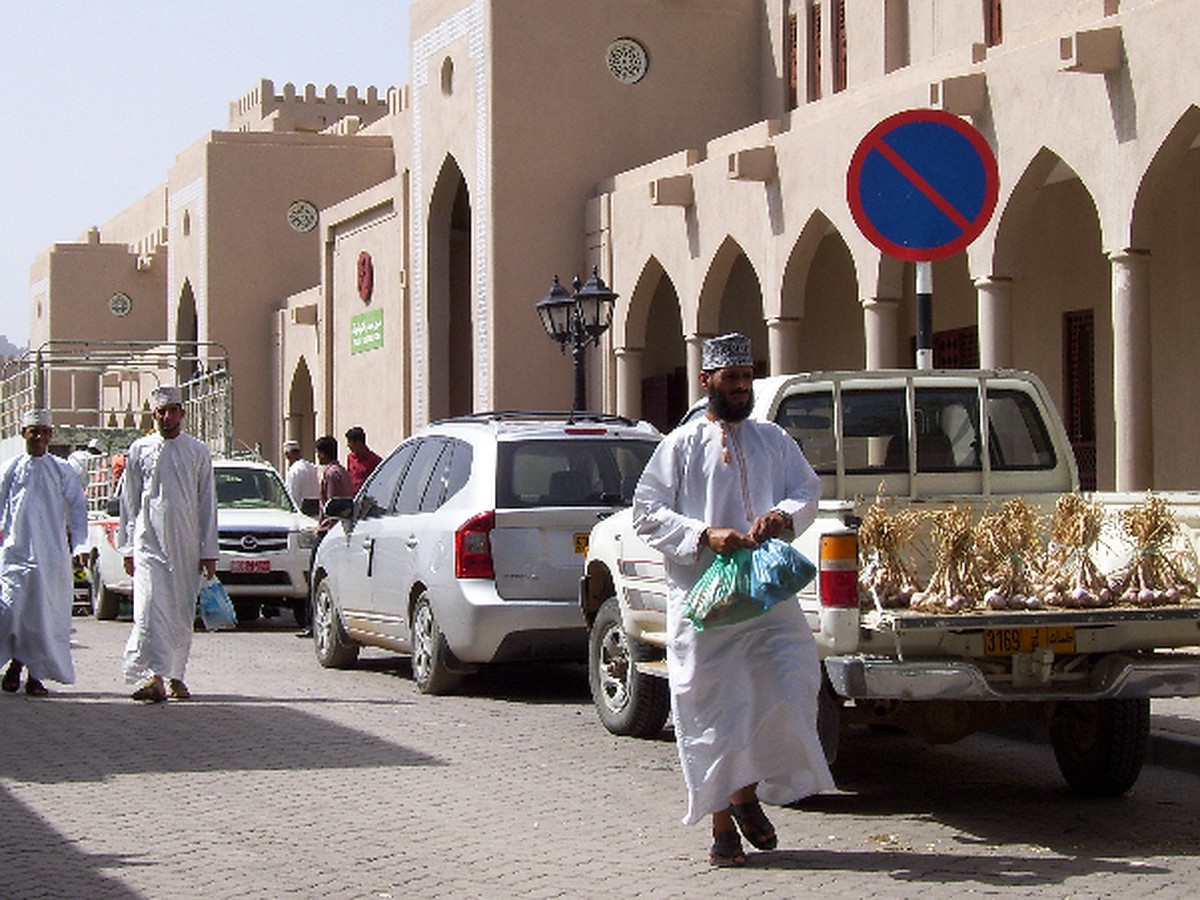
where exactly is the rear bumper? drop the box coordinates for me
[825,653,1200,702]
[437,582,586,663]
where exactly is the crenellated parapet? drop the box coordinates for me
[228,78,393,134]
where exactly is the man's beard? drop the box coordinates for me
[708,385,753,422]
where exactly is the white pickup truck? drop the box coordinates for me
[580,369,1200,796]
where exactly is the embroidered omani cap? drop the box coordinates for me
[701,332,754,371]
[152,385,183,409]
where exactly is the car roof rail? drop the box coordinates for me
[432,410,644,428]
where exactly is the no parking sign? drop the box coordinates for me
[847,109,998,262]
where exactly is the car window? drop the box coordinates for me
[420,438,471,511]
[913,388,982,472]
[774,392,835,473]
[495,439,656,508]
[987,389,1057,470]
[359,441,418,517]
[843,389,909,474]
[216,467,294,511]
[393,439,449,514]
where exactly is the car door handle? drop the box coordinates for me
[363,537,376,577]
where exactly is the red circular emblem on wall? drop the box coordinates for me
[356,251,374,302]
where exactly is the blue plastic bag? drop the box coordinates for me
[749,538,817,606]
[198,576,238,631]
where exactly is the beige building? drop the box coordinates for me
[30,0,1200,493]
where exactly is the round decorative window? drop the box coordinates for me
[287,199,319,233]
[109,292,133,317]
[606,38,649,84]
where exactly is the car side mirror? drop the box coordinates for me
[106,497,120,516]
[300,498,320,518]
[324,497,355,520]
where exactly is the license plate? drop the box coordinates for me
[574,533,589,554]
[230,558,271,574]
[983,625,1075,656]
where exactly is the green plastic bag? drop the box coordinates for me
[684,548,760,631]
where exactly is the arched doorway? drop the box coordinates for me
[287,357,316,459]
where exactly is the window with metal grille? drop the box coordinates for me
[984,0,1003,47]
[807,1,822,101]
[787,13,799,109]
[909,326,980,369]
[1063,309,1096,490]
[833,0,848,92]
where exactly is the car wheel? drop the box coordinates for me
[410,593,460,695]
[313,578,359,669]
[233,600,260,623]
[1050,698,1149,797]
[588,597,670,737]
[91,560,121,620]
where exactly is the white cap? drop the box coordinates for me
[282,440,301,453]
[86,438,103,453]
[20,409,52,430]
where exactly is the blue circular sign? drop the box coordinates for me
[847,109,998,262]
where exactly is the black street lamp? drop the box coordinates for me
[536,266,618,411]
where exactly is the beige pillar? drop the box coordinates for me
[614,347,643,420]
[686,333,709,404]
[862,298,901,370]
[766,318,803,375]
[976,276,1014,369]
[1110,249,1153,490]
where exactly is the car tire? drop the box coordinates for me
[233,600,260,623]
[588,597,670,737]
[411,593,460,695]
[91,561,121,621]
[313,578,359,669]
[1050,698,1149,797]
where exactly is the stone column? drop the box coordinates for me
[975,276,1014,369]
[862,298,901,370]
[1110,249,1153,490]
[766,318,803,375]
[685,333,709,405]
[613,347,643,420]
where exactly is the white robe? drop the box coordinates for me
[0,452,89,683]
[118,432,219,684]
[632,415,836,824]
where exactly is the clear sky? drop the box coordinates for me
[0,1,412,349]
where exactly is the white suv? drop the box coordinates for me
[309,412,660,693]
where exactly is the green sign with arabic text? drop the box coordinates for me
[351,308,383,354]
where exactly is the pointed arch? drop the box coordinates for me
[426,154,473,420]
[287,356,316,458]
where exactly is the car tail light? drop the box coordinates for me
[455,511,495,579]
[819,531,859,608]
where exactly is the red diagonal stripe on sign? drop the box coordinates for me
[874,139,973,233]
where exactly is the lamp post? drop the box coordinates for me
[536,266,618,411]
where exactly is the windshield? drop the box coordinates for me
[215,467,296,511]
[496,439,658,508]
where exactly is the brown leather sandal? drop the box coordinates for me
[131,679,167,702]
[730,799,778,850]
[709,829,746,867]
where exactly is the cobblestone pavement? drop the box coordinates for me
[4,614,1200,899]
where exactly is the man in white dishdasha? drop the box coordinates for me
[0,409,89,697]
[632,332,834,867]
[119,385,219,702]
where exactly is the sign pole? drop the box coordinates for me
[915,260,933,370]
